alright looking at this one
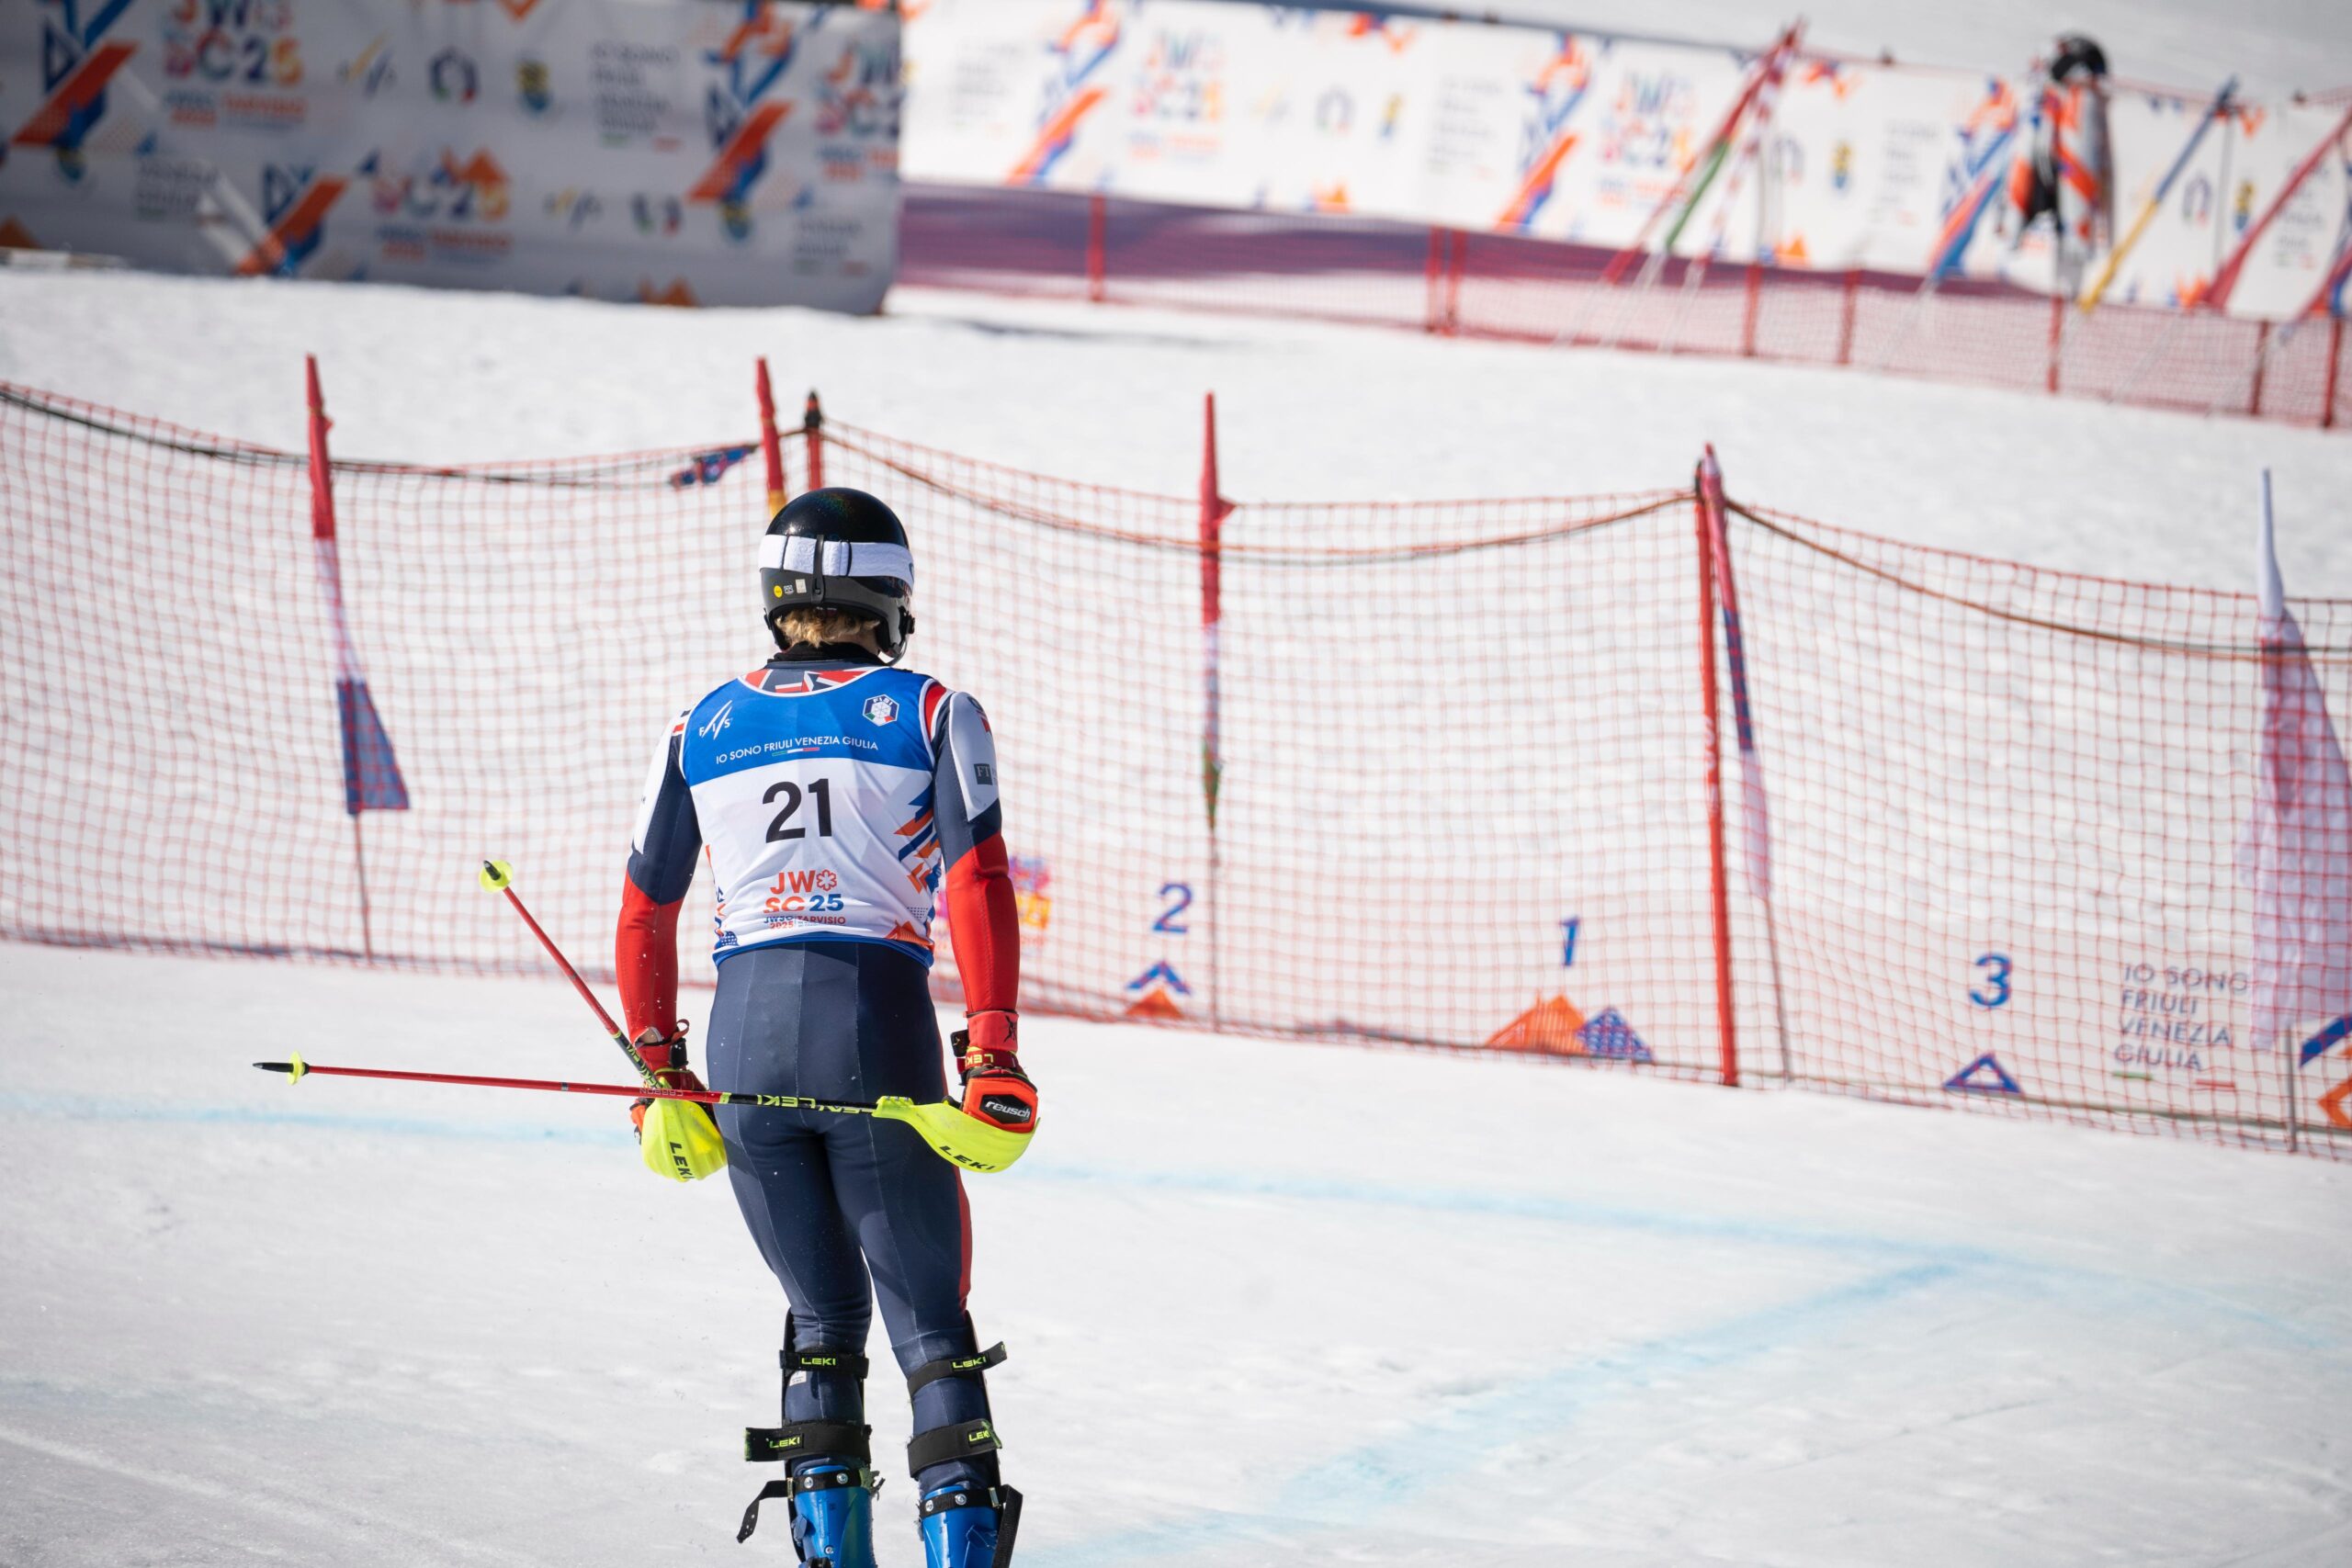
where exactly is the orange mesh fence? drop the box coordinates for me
[3,380,2346,1156]
[899,186,2352,430]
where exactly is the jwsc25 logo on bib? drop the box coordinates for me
[764,867,843,916]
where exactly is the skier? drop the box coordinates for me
[2009,33,2112,291]
[615,488,1034,1568]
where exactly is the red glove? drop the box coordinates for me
[954,1010,1037,1134]
[628,1023,707,1136]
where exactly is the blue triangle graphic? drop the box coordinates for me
[1944,1053,2020,1095]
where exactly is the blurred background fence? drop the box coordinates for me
[5,374,2348,1157]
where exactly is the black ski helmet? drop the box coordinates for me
[759,487,917,660]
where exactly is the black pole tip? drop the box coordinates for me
[253,1061,287,1072]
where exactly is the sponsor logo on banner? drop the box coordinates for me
[1499,36,1595,231]
[1595,60,1700,207]
[688,7,813,232]
[363,145,512,265]
[592,39,682,145]
[632,192,684,234]
[1010,2,1119,185]
[2110,961,2245,1085]
[235,162,351,276]
[162,0,308,132]
[515,57,553,117]
[430,48,479,105]
[340,35,395,97]
[816,32,901,145]
[14,3,138,175]
[545,186,603,230]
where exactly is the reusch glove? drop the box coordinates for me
[953,1010,1038,1135]
[628,1023,728,1183]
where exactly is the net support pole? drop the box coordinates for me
[1424,227,1443,332]
[1693,475,1739,1088]
[306,355,373,964]
[1701,457,1789,1082]
[755,356,787,513]
[1444,229,1465,333]
[2326,314,2346,430]
[1836,267,1860,364]
[1087,191,1107,303]
[2047,295,2064,394]
[803,389,825,491]
[1199,392,1229,1031]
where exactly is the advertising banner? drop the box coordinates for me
[903,0,2350,322]
[1,0,900,311]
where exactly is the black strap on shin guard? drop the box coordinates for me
[904,1321,1010,1480]
[905,1340,1006,1399]
[739,1314,876,1543]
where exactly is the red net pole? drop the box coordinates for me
[1694,461,1739,1088]
[1443,230,1464,335]
[2046,295,2064,395]
[1199,391,1229,1028]
[1837,268,1860,365]
[2327,315,2346,430]
[2250,321,2271,417]
[755,356,786,514]
[1087,191,1107,303]
[1742,258,1762,357]
[306,355,375,964]
[1424,226,1443,333]
[802,389,825,491]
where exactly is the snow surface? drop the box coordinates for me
[1,943,2347,1567]
[6,193,2352,1564]
[0,270,2347,594]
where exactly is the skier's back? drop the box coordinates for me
[616,488,1033,1567]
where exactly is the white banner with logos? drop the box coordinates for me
[903,0,2351,321]
[0,0,899,311]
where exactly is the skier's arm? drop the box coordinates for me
[932,691,1019,1036]
[617,711,701,1059]
[932,690,1036,1134]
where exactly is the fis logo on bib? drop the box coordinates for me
[699,701,734,739]
[863,694,899,727]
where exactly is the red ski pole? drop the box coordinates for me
[250,1056,1032,1175]
[254,1055,872,1112]
[478,859,657,1084]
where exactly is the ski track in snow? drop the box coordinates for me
[5,982,2352,1568]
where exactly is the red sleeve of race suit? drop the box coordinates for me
[932,690,1019,1015]
[617,711,700,1053]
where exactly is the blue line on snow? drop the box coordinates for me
[1019,1263,1962,1567]
[6,1092,2329,1351]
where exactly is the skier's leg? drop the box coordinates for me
[708,945,880,1562]
[810,944,1018,1562]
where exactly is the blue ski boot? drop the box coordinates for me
[790,1466,876,1568]
[920,1481,1022,1568]
[738,1320,880,1565]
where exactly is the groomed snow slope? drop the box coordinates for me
[1,944,2346,1567]
[0,271,2346,592]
